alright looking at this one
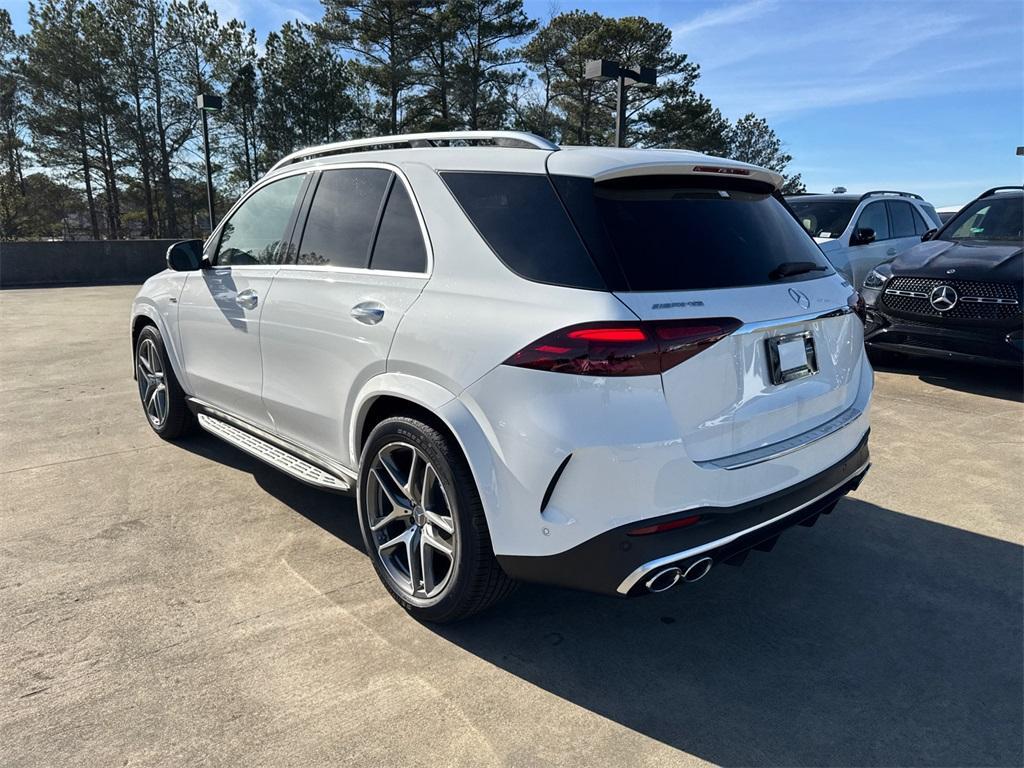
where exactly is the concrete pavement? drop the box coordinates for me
[1,285,1021,767]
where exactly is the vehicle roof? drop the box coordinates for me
[265,135,784,189]
[787,194,860,202]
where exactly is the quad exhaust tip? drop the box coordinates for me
[645,567,682,593]
[682,557,713,583]
[644,557,714,593]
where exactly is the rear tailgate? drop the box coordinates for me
[549,169,864,463]
[616,281,862,462]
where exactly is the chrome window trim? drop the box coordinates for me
[616,459,871,595]
[206,161,434,278]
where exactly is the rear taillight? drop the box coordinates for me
[504,318,742,376]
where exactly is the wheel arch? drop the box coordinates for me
[130,302,189,389]
[350,374,501,533]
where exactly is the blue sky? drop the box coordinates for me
[9,0,1023,206]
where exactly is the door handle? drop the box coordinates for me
[351,301,385,325]
[235,289,258,310]
[886,247,897,256]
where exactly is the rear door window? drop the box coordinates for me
[887,201,916,238]
[441,172,604,289]
[369,181,428,273]
[854,202,890,241]
[296,168,391,268]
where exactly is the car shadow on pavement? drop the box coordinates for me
[434,498,1023,767]
[179,434,366,551]
[869,352,1023,403]
[179,435,1023,767]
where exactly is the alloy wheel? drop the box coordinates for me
[136,337,169,428]
[365,442,458,602]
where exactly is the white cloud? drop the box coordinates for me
[673,0,775,38]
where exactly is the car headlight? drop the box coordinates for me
[863,268,890,289]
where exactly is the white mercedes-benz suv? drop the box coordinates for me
[131,131,873,622]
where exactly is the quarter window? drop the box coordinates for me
[370,181,428,273]
[442,172,604,289]
[215,174,305,266]
[297,168,392,268]
[912,206,931,235]
[855,202,890,241]
[888,201,916,238]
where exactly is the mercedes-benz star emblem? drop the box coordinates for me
[788,288,811,309]
[929,284,958,312]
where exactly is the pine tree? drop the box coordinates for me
[727,113,805,193]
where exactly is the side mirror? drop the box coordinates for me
[166,239,204,271]
[921,228,937,242]
[851,227,876,246]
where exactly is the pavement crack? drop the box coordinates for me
[0,445,159,475]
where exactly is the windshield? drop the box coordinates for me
[788,199,857,238]
[940,195,1023,242]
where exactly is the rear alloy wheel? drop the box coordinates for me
[134,325,195,440]
[366,442,458,600]
[358,417,516,622]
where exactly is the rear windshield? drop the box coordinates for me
[555,175,833,291]
[787,199,857,239]
[442,171,832,292]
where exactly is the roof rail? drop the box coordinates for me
[269,131,558,172]
[979,185,1024,197]
[858,190,924,202]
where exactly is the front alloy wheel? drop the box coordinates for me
[136,336,169,428]
[134,325,194,440]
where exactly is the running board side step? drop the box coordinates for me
[197,413,352,491]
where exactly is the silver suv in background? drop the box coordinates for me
[787,191,942,289]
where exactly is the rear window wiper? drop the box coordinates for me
[769,261,829,280]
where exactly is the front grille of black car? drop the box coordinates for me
[883,276,1022,320]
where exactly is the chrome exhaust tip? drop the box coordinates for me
[645,566,682,593]
[682,556,713,583]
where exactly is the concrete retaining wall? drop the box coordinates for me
[0,240,178,287]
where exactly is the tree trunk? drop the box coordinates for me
[131,86,156,237]
[148,7,178,237]
[101,112,122,239]
[75,86,101,240]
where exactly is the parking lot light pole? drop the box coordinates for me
[196,94,223,232]
[585,59,657,148]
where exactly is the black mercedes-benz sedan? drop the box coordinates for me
[861,186,1023,366]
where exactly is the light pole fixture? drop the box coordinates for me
[196,93,223,232]
[584,59,657,148]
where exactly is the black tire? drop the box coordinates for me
[134,325,196,440]
[357,416,516,623]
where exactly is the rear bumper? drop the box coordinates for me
[497,432,870,596]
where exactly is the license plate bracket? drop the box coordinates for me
[766,331,818,384]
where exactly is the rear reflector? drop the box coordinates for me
[628,514,701,536]
[504,318,742,376]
